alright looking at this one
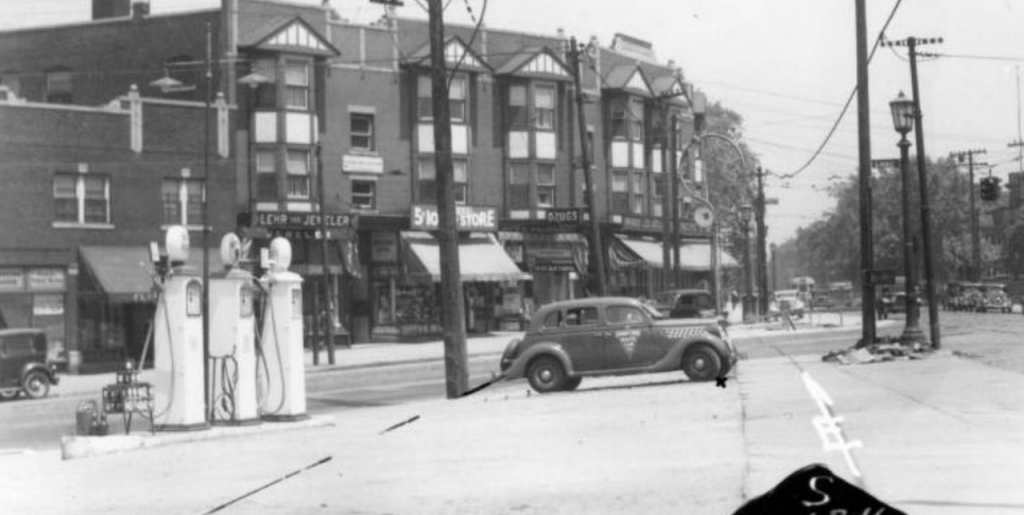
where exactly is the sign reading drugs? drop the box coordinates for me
[411,204,497,231]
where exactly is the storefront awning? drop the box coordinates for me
[79,246,224,303]
[401,232,533,283]
[609,235,740,272]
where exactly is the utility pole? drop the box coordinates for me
[951,149,986,282]
[670,115,682,283]
[661,106,673,288]
[315,139,336,365]
[427,0,468,397]
[755,167,769,317]
[886,35,944,348]
[854,0,876,347]
[569,36,606,296]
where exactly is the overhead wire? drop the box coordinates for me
[777,0,905,180]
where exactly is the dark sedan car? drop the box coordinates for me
[651,289,717,319]
[500,297,736,393]
[0,328,60,400]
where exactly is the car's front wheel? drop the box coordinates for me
[527,356,568,393]
[22,371,51,399]
[562,377,582,391]
[681,344,722,382]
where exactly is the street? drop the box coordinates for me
[3,310,1022,455]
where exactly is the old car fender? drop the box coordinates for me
[662,337,733,375]
[502,342,575,380]
[21,362,58,385]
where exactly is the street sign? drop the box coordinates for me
[870,159,900,169]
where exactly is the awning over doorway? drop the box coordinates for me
[401,232,533,283]
[609,235,740,272]
[79,246,225,303]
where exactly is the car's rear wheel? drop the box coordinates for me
[681,344,722,382]
[527,356,568,393]
[22,371,51,399]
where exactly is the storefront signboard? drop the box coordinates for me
[499,209,583,234]
[527,247,578,273]
[28,269,66,292]
[0,268,25,292]
[33,294,65,316]
[253,212,358,230]
[411,204,497,231]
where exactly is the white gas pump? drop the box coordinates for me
[208,233,260,425]
[258,237,308,421]
[152,226,208,431]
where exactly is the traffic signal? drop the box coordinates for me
[980,177,1001,201]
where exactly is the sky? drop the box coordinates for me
[4,0,1024,246]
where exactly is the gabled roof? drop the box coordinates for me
[239,15,340,57]
[651,75,691,107]
[406,35,492,72]
[495,47,571,81]
[603,65,654,97]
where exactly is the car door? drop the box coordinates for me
[548,305,608,372]
[604,304,666,368]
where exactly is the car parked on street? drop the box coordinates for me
[980,283,1012,313]
[651,289,717,319]
[0,328,60,400]
[499,297,736,393]
[772,289,806,319]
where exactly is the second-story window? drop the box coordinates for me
[611,170,629,213]
[632,172,645,214]
[534,84,555,130]
[508,84,528,128]
[453,160,468,204]
[351,180,376,210]
[161,178,205,226]
[255,148,277,200]
[350,113,375,152]
[53,172,109,224]
[509,162,530,210]
[286,149,310,199]
[46,68,73,104]
[285,60,309,110]
[449,75,467,122]
[537,163,555,208]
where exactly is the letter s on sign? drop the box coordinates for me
[802,475,833,507]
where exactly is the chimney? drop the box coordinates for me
[556,27,565,40]
[132,0,150,19]
[92,0,130,20]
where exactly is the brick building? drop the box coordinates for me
[0,0,736,367]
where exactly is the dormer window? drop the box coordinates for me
[285,60,309,110]
[534,83,555,130]
[417,73,468,122]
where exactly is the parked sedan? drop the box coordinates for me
[0,328,60,400]
[500,297,736,393]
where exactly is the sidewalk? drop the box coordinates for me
[3,333,1022,514]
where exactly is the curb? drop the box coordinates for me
[60,414,335,460]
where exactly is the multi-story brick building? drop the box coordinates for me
[0,0,736,368]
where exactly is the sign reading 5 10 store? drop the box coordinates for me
[411,204,497,232]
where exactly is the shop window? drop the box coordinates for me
[352,180,376,210]
[284,60,309,110]
[1,69,21,97]
[255,148,277,199]
[629,97,645,142]
[610,99,627,139]
[46,67,73,104]
[53,172,109,225]
[161,178,205,226]
[286,149,310,199]
[453,160,468,204]
[537,163,555,208]
[508,83,527,128]
[534,83,555,130]
[350,113,375,152]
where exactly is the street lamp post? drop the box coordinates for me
[739,203,754,322]
[889,91,927,346]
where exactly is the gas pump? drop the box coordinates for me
[257,237,308,421]
[208,233,260,425]
[152,226,209,431]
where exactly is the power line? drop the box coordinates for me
[777,0,905,180]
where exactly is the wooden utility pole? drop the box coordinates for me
[427,0,468,397]
[854,0,876,347]
[755,167,769,317]
[670,115,681,283]
[568,36,606,296]
[661,107,672,287]
[951,149,986,281]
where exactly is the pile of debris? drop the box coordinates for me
[822,340,934,365]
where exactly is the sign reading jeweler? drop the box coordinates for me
[411,204,497,231]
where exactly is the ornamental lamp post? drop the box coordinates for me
[237,71,272,217]
[888,91,927,346]
[739,203,755,323]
